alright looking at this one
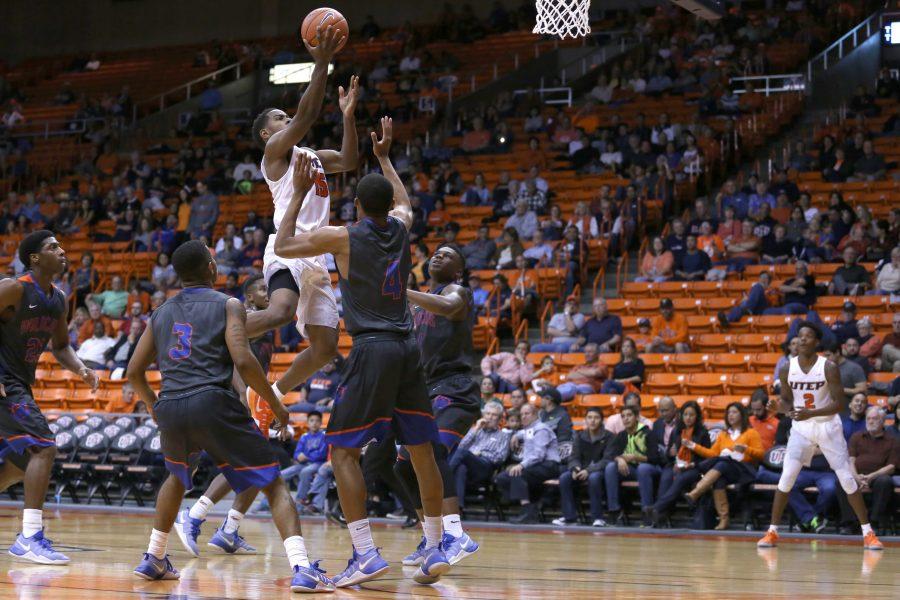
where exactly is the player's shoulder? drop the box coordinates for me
[0,276,26,302]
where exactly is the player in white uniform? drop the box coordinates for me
[757,322,883,550]
[247,23,359,398]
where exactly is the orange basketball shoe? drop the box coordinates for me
[757,529,779,548]
[863,531,883,551]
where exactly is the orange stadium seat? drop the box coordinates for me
[641,354,669,374]
[667,353,707,373]
[709,352,754,373]
[707,395,751,419]
[685,373,729,395]
[644,373,685,395]
[729,373,773,395]
[693,334,731,353]
[752,353,783,373]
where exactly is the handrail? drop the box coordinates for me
[806,11,881,92]
[7,116,122,139]
[730,74,805,96]
[512,86,573,107]
[132,58,252,122]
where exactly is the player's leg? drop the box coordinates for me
[205,472,260,555]
[277,324,338,394]
[758,427,809,547]
[404,442,452,583]
[0,459,24,492]
[245,270,299,338]
[134,473,184,581]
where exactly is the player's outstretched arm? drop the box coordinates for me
[224,299,289,431]
[316,75,359,174]
[370,116,412,229]
[51,301,98,391]
[126,326,159,409]
[265,24,344,162]
[407,285,469,321]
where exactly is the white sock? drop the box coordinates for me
[284,535,310,568]
[768,524,778,533]
[22,509,42,538]
[443,514,464,538]
[348,519,375,555]
[223,509,244,534]
[422,515,443,550]
[189,496,213,520]
[147,528,169,559]
[861,523,873,536]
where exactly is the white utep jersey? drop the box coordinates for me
[787,355,831,414]
[262,145,330,271]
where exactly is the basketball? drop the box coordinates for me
[300,7,349,52]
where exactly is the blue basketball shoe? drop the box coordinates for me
[290,560,335,593]
[441,531,479,565]
[8,531,69,565]
[208,526,256,554]
[133,553,180,580]
[173,509,203,557]
[412,545,450,584]
[402,537,427,566]
[333,548,390,588]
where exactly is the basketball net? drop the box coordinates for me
[533,0,591,39]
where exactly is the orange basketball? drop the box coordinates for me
[300,7,349,52]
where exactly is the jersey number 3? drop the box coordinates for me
[381,260,402,300]
[169,322,193,360]
[802,393,815,409]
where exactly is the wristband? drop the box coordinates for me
[272,383,285,402]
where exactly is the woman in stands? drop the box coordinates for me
[599,338,644,394]
[495,227,524,270]
[650,400,710,526]
[682,402,764,530]
[635,236,674,283]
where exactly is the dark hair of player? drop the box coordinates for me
[19,229,55,267]
[251,108,278,149]
[243,273,265,296]
[172,240,213,284]
[796,320,822,340]
[355,173,394,217]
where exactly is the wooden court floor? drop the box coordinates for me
[0,505,895,599]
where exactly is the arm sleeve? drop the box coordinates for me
[744,430,765,462]
[519,361,535,385]
[567,436,582,470]
[480,354,498,376]
[692,434,719,459]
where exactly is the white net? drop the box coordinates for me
[533,0,591,39]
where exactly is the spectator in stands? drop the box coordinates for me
[648,395,679,487]
[663,219,687,256]
[461,117,491,154]
[66,307,89,350]
[603,405,662,526]
[749,389,782,451]
[831,247,871,296]
[823,341,867,397]
[716,179,748,220]
[188,181,219,239]
[839,407,898,534]
[605,392,653,434]
[717,205,743,247]
[830,300,861,345]
[559,225,587,295]
[872,246,900,295]
[494,227,524,270]
[481,340,533,393]
[842,392,869,442]
[856,318,882,369]
[880,313,900,372]
[843,337,872,377]
[106,318,144,370]
[452,401,510,510]
[218,272,242,299]
[553,407,613,527]
[232,154,261,181]
[556,343,607,401]
[479,377,500,408]
[462,225,496,270]
[289,355,343,414]
[238,228,266,274]
[683,402,764,530]
[151,253,177,290]
[214,235,241,276]
[635,236,674,283]
[504,201,538,242]
[76,321,115,370]
[538,387,573,443]
[215,222,244,254]
[760,224,792,265]
[599,338,644,394]
[150,291,166,313]
[650,400,710,526]
[494,403,560,523]
[675,234,712,281]
[823,147,852,183]
[519,137,547,173]
[568,202,598,240]
[767,261,815,315]
[647,298,689,354]
[462,172,491,206]
[517,179,548,215]
[468,273,490,315]
[87,275,128,318]
[279,411,328,504]
[530,355,562,390]
[852,140,886,181]
[523,229,554,267]
[73,252,99,307]
[508,388,528,413]
[532,295,585,353]
[576,298,622,352]
[724,219,761,272]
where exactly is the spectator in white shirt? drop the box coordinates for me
[232,154,261,181]
[76,322,116,370]
[873,246,900,295]
[505,200,539,241]
[525,166,549,194]
[523,230,555,266]
[215,222,245,254]
[399,52,421,72]
[532,296,586,352]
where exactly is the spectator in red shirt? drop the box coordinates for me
[749,389,782,451]
[461,117,491,154]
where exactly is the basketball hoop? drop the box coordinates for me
[533,0,591,40]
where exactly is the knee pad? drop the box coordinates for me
[776,458,803,493]
[834,466,858,494]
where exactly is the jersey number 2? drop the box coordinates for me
[802,393,815,409]
[381,260,402,300]
[169,322,193,360]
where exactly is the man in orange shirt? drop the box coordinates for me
[77,301,115,344]
[749,389,782,451]
[647,298,690,353]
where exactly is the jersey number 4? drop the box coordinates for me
[802,393,815,409]
[169,322,193,360]
[381,259,403,300]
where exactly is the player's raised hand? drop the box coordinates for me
[789,407,813,421]
[306,23,344,65]
[371,116,393,159]
[338,75,360,117]
[292,152,317,199]
[80,366,99,392]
